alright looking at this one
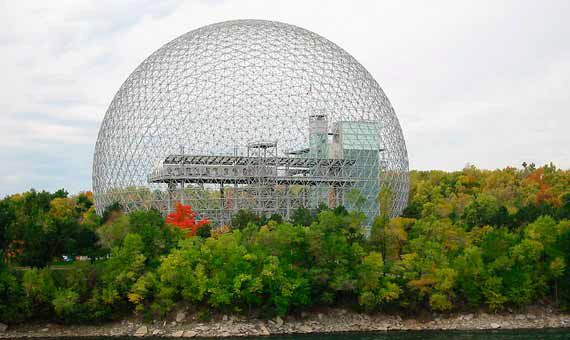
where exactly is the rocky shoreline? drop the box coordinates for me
[1,307,570,338]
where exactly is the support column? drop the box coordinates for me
[234,183,239,213]
[285,184,290,220]
[220,183,225,224]
[167,182,176,214]
[328,185,336,209]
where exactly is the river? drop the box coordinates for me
[265,330,570,339]
[24,330,569,339]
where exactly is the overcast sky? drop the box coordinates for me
[1,0,569,196]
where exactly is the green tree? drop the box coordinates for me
[461,193,501,229]
[0,199,16,262]
[231,209,261,230]
[100,233,147,311]
[290,206,314,226]
[371,186,396,260]
[558,193,570,220]
[101,202,123,224]
[128,209,180,267]
[356,251,400,311]
[397,217,463,311]
[556,222,570,309]
[0,268,30,322]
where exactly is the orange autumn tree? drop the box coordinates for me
[165,203,210,237]
[525,167,554,205]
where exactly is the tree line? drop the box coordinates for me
[0,163,569,323]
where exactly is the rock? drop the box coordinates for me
[110,328,125,336]
[170,330,184,337]
[176,312,186,323]
[134,325,148,337]
[1,308,563,337]
[184,330,198,337]
[259,325,270,336]
[275,316,284,327]
[171,321,177,326]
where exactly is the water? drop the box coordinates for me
[255,330,570,340]
[26,330,570,340]
[264,330,570,339]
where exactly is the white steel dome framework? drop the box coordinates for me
[93,19,409,226]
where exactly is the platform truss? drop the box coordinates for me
[145,152,359,225]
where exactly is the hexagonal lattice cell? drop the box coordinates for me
[93,19,409,226]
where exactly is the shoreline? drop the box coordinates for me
[2,307,570,338]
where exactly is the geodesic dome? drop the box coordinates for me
[93,19,409,226]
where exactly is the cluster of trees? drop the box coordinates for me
[0,189,103,268]
[402,163,570,226]
[0,163,569,324]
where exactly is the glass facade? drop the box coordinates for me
[334,122,382,224]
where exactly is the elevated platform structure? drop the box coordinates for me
[148,154,357,185]
[148,152,360,224]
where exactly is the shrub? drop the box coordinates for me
[52,288,80,319]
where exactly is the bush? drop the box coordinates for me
[0,268,30,323]
[52,288,80,319]
[196,224,212,238]
[22,268,57,311]
[231,209,261,230]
